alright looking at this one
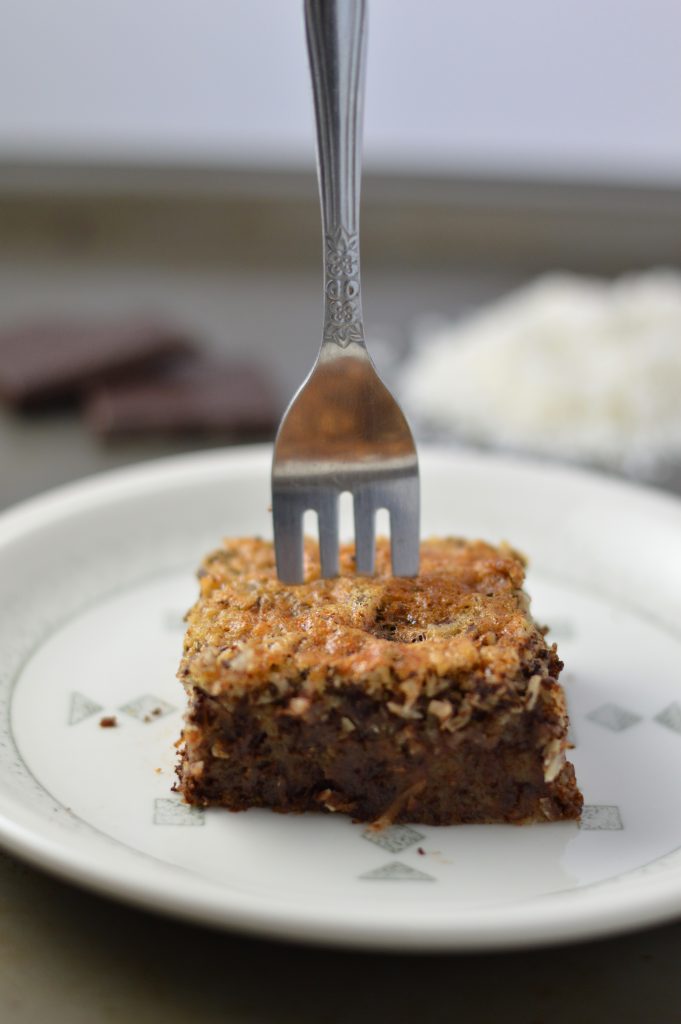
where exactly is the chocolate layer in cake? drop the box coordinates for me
[177,537,582,825]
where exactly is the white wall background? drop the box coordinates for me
[0,0,680,183]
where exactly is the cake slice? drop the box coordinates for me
[176,537,582,825]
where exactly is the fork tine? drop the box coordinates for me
[389,479,420,577]
[317,489,339,578]
[353,488,376,576]
[273,496,305,584]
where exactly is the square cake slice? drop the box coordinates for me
[177,537,582,825]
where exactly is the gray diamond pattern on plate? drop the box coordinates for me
[586,703,641,732]
[361,824,424,853]
[119,695,176,722]
[359,861,434,881]
[579,805,623,830]
[153,798,205,826]
[68,691,104,725]
[654,702,681,734]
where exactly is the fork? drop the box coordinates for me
[272,0,420,585]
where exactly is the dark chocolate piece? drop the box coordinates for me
[85,358,279,439]
[0,321,194,409]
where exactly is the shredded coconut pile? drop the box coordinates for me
[401,270,681,477]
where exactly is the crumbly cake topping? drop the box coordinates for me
[179,538,560,713]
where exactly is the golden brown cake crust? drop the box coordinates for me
[181,536,540,703]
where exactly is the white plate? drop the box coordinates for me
[2,445,681,952]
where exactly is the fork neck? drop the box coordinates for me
[305,0,367,352]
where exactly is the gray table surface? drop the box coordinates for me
[2,254,681,1023]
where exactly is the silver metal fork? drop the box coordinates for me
[271,0,419,584]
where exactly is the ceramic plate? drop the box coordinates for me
[2,445,681,951]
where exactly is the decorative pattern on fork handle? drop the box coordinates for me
[323,227,365,347]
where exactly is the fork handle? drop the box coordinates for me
[305,0,367,349]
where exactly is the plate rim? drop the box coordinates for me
[3,440,681,546]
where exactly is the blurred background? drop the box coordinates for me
[1,0,681,508]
